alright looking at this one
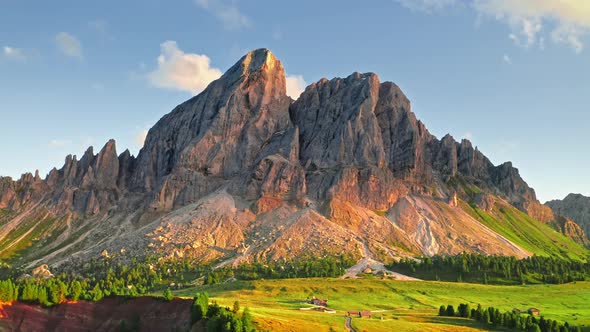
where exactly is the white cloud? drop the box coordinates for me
[395,0,457,12]
[55,32,82,58]
[395,0,590,53]
[135,129,149,147]
[285,75,307,99]
[473,0,590,53]
[147,41,222,94]
[2,46,26,61]
[48,139,72,148]
[195,0,250,30]
[552,25,584,53]
[503,54,512,64]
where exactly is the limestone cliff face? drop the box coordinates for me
[130,49,293,210]
[547,194,590,241]
[0,48,579,267]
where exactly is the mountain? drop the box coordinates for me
[547,194,590,243]
[0,49,587,271]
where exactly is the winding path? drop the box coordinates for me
[345,316,355,332]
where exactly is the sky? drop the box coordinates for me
[0,0,589,202]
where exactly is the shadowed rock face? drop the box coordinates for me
[547,194,590,241]
[0,48,576,267]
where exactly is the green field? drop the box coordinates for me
[173,278,590,332]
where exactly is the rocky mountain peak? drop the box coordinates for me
[2,48,585,267]
[220,48,287,102]
[130,48,292,203]
[237,48,281,75]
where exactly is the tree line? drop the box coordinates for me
[388,254,590,284]
[439,303,582,332]
[204,253,357,284]
[0,253,357,306]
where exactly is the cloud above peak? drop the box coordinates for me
[285,75,307,99]
[394,0,590,53]
[147,41,223,94]
[147,41,307,99]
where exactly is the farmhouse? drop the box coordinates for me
[347,310,372,318]
[528,308,540,316]
[310,297,328,307]
[360,311,372,319]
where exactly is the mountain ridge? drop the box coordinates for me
[547,193,590,244]
[0,48,587,270]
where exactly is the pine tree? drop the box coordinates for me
[483,310,491,325]
[90,284,103,302]
[69,281,82,302]
[163,288,173,302]
[446,305,455,317]
[439,305,446,316]
[233,301,240,313]
[192,292,209,322]
[241,306,254,332]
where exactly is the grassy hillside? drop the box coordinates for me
[173,278,590,332]
[0,211,65,263]
[461,201,589,261]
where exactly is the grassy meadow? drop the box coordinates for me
[174,278,590,332]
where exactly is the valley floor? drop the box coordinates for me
[174,278,590,332]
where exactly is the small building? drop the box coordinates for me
[348,310,360,317]
[310,297,328,307]
[360,311,372,319]
[528,308,540,316]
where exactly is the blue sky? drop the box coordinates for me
[1,0,589,202]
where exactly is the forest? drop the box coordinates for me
[439,302,582,332]
[387,254,590,284]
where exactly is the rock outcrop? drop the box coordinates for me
[552,216,590,246]
[547,194,590,241]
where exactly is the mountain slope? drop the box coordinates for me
[0,49,586,270]
[461,199,587,260]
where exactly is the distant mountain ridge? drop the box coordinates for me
[547,194,590,243]
[0,49,587,270]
